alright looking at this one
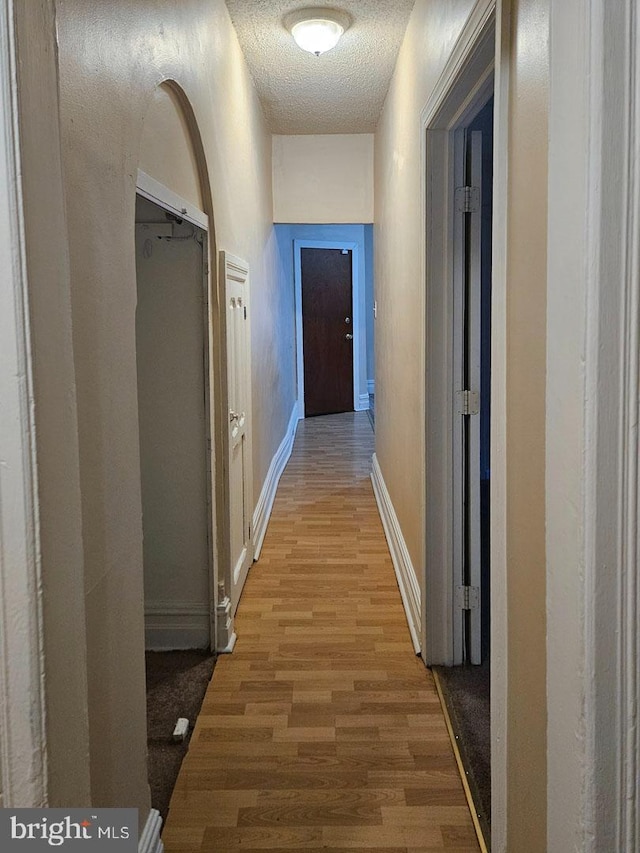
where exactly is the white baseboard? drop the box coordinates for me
[356,392,370,411]
[139,808,163,853]
[144,602,210,651]
[215,592,235,654]
[252,403,299,560]
[217,630,237,654]
[370,453,421,653]
[367,379,375,395]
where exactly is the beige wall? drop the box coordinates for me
[52,0,296,813]
[374,0,476,577]
[14,0,91,807]
[374,0,548,848]
[273,134,374,223]
[139,86,204,209]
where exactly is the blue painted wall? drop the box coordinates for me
[275,223,375,410]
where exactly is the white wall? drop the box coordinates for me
[273,134,374,224]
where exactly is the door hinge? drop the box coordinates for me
[244,306,247,320]
[456,585,480,611]
[455,185,480,214]
[456,389,480,415]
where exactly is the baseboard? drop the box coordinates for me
[215,592,235,654]
[370,453,421,653]
[252,403,299,560]
[217,630,237,654]
[144,602,210,651]
[356,392,370,412]
[367,379,375,395]
[139,808,163,853]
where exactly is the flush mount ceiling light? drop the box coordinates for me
[285,7,351,56]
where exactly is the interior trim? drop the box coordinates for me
[371,453,421,654]
[252,403,300,560]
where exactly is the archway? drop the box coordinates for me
[135,80,223,820]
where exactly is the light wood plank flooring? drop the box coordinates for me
[162,413,479,852]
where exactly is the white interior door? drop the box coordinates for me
[453,128,483,665]
[222,252,253,615]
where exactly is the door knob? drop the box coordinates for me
[345,333,353,341]
[345,317,351,324]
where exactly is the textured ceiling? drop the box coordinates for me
[225,1,416,134]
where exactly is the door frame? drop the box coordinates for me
[420,0,506,846]
[0,0,48,806]
[135,170,218,652]
[422,7,494,667]
[546,0,640,848]
[293,239,366,417]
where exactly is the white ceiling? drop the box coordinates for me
[225,1,416,135]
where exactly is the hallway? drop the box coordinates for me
[162,413,479,852]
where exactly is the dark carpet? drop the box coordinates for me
[145,650,216,822]
[434,661,491,847]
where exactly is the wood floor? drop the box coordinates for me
[162,413,479,852]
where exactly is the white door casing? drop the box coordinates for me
[0,0,47,807]
[422,6,495,668]
[547,0,640,849]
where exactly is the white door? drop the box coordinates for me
[222,252,253,615]
[453,129,483,665]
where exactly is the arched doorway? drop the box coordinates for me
[135,81,220,821]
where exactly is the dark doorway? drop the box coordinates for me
[435,92,494,848]
[301,247,354,416]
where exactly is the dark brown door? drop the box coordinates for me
[302,248,354,416]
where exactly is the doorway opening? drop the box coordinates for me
[301,245,354,416]
[135,192,215,819]
[436,92,494,843]
[293,238,369,418]
[422,10,496,848]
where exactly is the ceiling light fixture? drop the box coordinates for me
[285,7,351,57]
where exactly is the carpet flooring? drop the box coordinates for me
[146,650,216,821]
[433,662,490,847]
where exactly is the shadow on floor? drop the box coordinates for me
[434,661,491,848]
[145,650,216,821]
